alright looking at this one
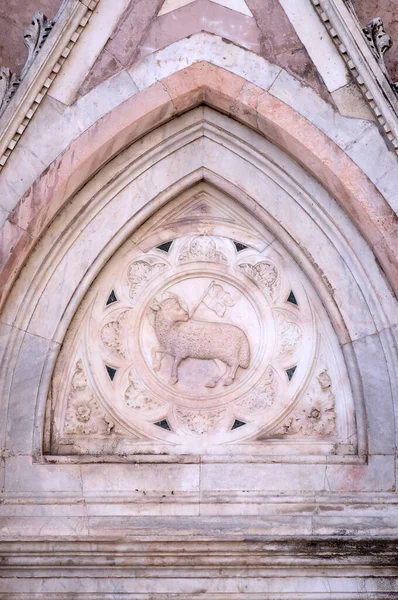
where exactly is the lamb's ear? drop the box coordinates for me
[149,301,161,312]
[164,291,178,301]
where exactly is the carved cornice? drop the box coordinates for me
[0,535,397,599]
[312,0,398,154]
[0,0,99,171]
[1,536,397,567]
[0,1,69,118]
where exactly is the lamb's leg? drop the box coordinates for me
[223,360,239,386]
[152,347,166,372]
[205,360,225,388]
[170,356,183,385]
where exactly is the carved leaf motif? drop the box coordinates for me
[238,261,279,300]
[100,311,129,359]
[274,310,302,358]
[0,67,20,116]
[21,11,55,78]
[179,236,227,263]
[64,360,116,436]
[235,366,277,413]
[175,408,225,435]
[276,368,336,437]
[128,260,167,300]
[363,17,392,60]
[125,374,164,412]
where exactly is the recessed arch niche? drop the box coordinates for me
[3,106,395,466]
[48,183,356,457]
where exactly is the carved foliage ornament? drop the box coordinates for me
[0,0,69,116]
[275,368,336,438]
[64,361,116,436]
[362,17,398,93]
[0,68,20,115]
[21,11,54,79]
[50,228,355,455]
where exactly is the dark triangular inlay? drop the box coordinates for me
[233,241,248,252]
[154,419,171,431]
[157,241,173,253]
[105,365,117,381]
[287,290,298,306]
[286,366,297,381]
[232,419,246,430]
[106,290,118,305]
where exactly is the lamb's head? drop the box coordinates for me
[150,297,189,323]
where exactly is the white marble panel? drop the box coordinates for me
[16,95,83,169]
[209,0,253,16]
[278,0,349,92]
[1,143,47,212]
[351,333,396,455]
[73,69,139,132]
[5,456,82,494]
[81,463,200,494]
[344,125,398,214]
[158,0,195,15]
[325,455,395,493]
[5,332,51,455]
[48,0,132,105]
[201,463,327,492]
[0,516,88,537]
[128,33,281,92]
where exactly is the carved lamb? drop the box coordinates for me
[150,296,250,387]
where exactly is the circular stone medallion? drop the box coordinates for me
[137,274,268,406]
[87,235,316,445]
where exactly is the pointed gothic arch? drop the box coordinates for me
[1,4,398,593]
[0,104,396,473]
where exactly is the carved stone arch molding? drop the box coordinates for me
[1,105,396,474]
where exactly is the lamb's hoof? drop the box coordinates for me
[169,376,178,385]
[153,363,161,372]
[205,379,218,388]
[223,377,234,387]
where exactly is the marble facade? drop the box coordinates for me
[0,0,398,597]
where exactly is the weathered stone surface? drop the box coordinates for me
[0,2,397,596]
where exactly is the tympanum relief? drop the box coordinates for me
[48,198,356,456]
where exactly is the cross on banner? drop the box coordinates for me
[191,281,238,318]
